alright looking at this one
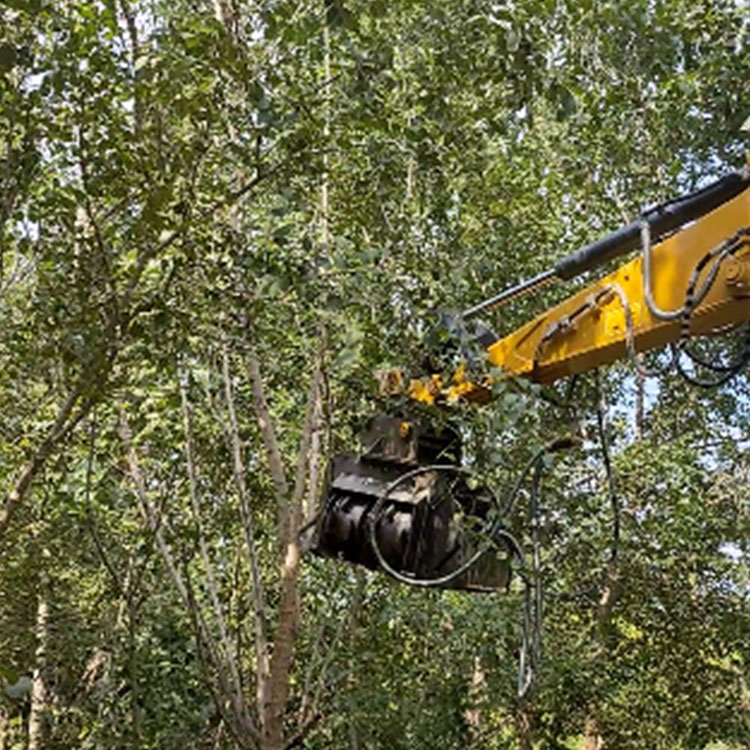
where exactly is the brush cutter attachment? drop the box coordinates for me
[310,415,510,592]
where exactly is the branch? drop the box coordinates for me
[221,346,272,722]
[77,118,122,328]
[123,156,285,309]
[0,384,86,541]
[245,348,290,542]
[302,570,365,729]
[306,351,330,520]
[118,409,190,605]
[178,366,245,705]
[283,712,323,750]
[182,556,257,746]
[117,0,143,138]
[83,415,124,598]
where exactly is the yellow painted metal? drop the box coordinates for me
[487,188,750,383]
[403,363,493,404]
[406,374,443,404]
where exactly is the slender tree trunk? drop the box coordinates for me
[348,722,359,750]
[0,707,8,750]
[212,0,236,34]
[222,351,272,733]
[584,713,603,750]
[305,402,322,519]
[516,705,533,750]
[320,18,331,252]
[119,407,258,747]
[28,588,49,750]
[302,4,332,525]
[127,600,141,743]
[464,656,486,737]
[260,355,323,750]
[405,154,416,204]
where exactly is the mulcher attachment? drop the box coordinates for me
[310,415,510,592]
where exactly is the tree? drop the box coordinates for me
[1,0,748,748]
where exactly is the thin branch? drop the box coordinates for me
[178,366,245,705]
[77,118,122,328]
[304,569,365,728]
[123,152,288,308]
[182,556,256,746]
[117,0,143,137]
[118,405,257,744]
[118,409,190,604]
[304,372,324,519]
[0,384,85,540]
[221,346,272,723]
[83,415,124,597]
[245,344,290,545]
[283,712,323,750]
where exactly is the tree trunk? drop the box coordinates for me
[0,707,8,750]
[260,357,323,750]
[261,542,301,750]
[584,713,603,750]
[127,600,142,743]
[516,704,533,750]
[464,656,487,736]
[28,590,49,750]
[320,17,331,252]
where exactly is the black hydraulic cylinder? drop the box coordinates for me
[553,170,750,280]
[462,169,750,320]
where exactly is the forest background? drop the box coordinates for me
[1,0,749,748]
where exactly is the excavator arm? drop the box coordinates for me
[488,184,750,383]
[311,169,750,591]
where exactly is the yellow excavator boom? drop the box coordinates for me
[488,187,750,383]
[312,168,750,593]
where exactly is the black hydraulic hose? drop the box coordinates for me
[462,269,557,319]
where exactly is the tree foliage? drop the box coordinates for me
[1,1,748,748]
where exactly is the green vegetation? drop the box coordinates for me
[0,1,748,748]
